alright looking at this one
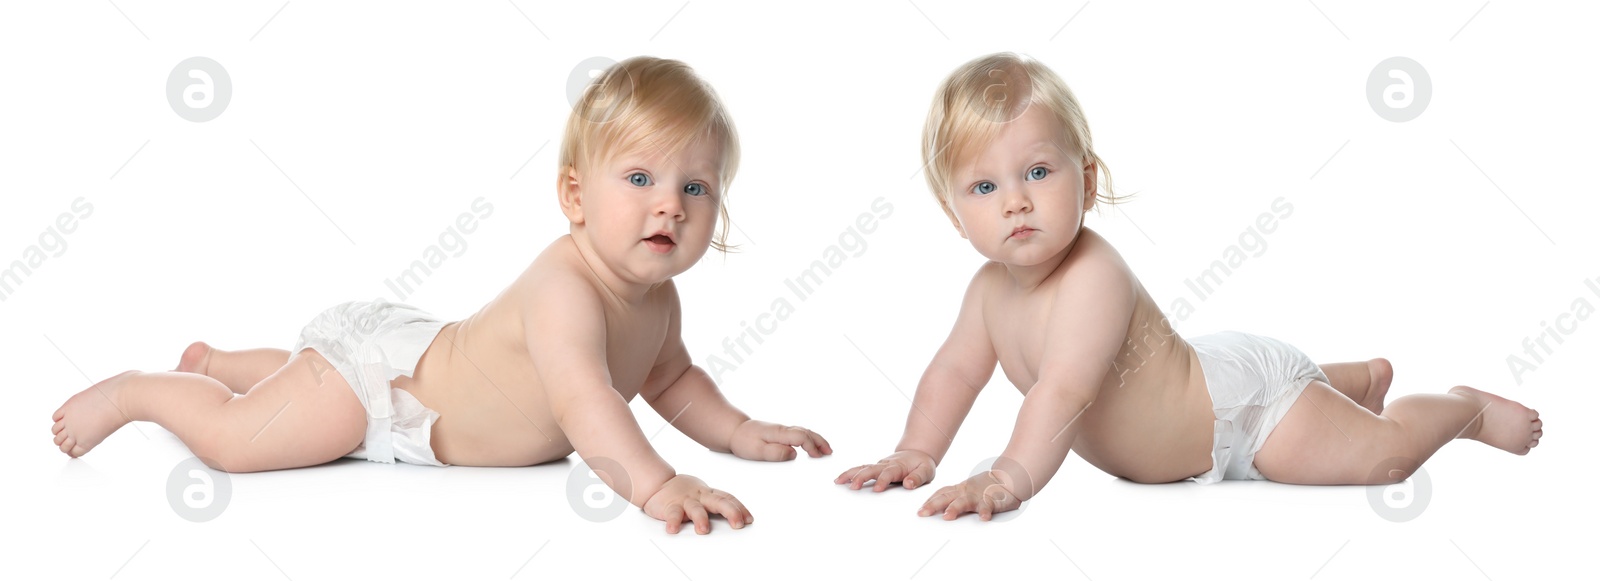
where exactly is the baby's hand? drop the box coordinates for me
[917,470,1021,521]
[643,474,753,534]
[729,420,832,461]
[835,449,936,492]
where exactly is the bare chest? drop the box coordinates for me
[600,310,671,400]
[985,297,1055,391]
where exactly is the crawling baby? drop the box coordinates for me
[835,53,1541,520]
[53,56,830,534]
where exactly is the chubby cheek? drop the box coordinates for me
[589,197,642,250]
[680,207,718,251]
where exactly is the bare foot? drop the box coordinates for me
[1362,358,1393,414]
[1449,386,1542,454]
[51,371,139,458]
[175,341,212,375]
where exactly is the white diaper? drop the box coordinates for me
[290,300,449,466]
[1189,331,1327,484]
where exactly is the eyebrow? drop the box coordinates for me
[1023,140,1071,157]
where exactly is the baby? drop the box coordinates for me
[835,53,1542,520]
[52,56,830,534]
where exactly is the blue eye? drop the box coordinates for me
[628,172,652,187]
[1027,167,1049,181]
[971,181,997,195]
[684,183,707,197]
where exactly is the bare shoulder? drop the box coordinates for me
[511,236,608,324]
[1055,228,1137,301]
[969,260,1008,299]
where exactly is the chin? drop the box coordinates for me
[999,245,1068,267]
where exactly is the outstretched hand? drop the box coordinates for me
[917,469,1022,521]
[834,449,937,491]
[643,474,753,534]
[729,420,832,461]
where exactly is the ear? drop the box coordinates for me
[558,166,584,225]
[940,198,969,240]
[1081,157,1099,212]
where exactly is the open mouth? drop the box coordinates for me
[643,233,676,253]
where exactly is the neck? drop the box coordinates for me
[567,230,656,306]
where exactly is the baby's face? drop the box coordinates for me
[944,104,1095,268]
[577,137,724,284]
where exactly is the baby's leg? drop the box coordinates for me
[1318,358,1393,414]
[176,341,290,394]
[1253,381,1541,485]
[53,348,365,472]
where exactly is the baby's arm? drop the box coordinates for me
[836,266,998,491]
[641,281,830,461]
[528,274,748,533]
[919,257,1134,520]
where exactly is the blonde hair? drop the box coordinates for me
[559,56,742,252]
[921,52,1118,219]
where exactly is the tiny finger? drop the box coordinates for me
[684,499,710,535]
[707,494,751,529]
[849,465,882,490]
[835,465,871,484]
[664,505,686,534]
[944,496,974,520]
[918,488,956,517]
[873,464,905,493]
[908,464,935,490]
[813,432,833,455]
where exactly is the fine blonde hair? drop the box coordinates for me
[921,52,1118,220]
[559,56,742,252]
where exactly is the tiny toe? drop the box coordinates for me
[59,436,75,455]
[52,421,64,435]
[53,408,64,422]
[70,445,88,458]
[54,431,68,446]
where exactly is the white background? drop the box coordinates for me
[3,1,1595,579]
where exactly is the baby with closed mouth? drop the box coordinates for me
[836,52,1540,521]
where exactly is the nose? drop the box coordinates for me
[653,188,685,220]
[1002,186,1032,217]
